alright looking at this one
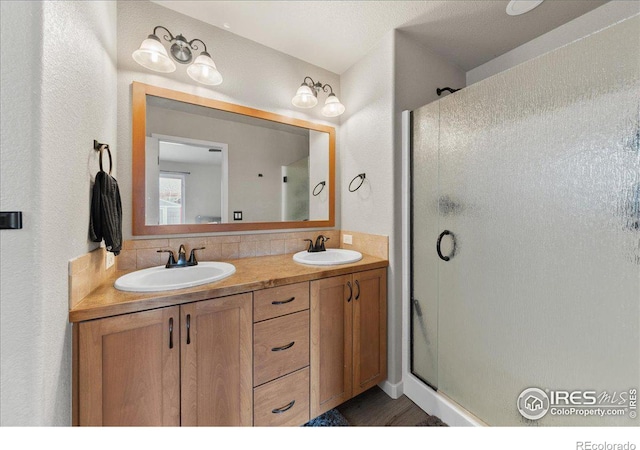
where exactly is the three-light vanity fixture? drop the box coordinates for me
[132,26,223,86]
[291,76,345,117]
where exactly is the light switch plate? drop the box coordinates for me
[343,234,353,245]
[105,252,115,270]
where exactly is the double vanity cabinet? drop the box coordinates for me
[71,254,387,426]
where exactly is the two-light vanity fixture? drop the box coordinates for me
[133,27,345,116]
[132,26,223,86]
[291,77,345,117]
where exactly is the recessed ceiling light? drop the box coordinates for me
[506,0,544,16]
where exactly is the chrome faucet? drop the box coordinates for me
[304,235,330,252]
[157,244,205,268]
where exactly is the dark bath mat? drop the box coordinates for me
[416,415,448,426]
[303,409,350,426]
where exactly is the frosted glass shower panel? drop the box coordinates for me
[436,16,640,426]
[410,102,441,388]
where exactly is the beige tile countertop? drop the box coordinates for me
[69,253,388,323]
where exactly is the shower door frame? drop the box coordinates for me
[400,110,484,427]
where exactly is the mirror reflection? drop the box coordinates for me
[145,95,330,226]
[131,82,335,235]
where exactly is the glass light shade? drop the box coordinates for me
[132,36,176,73]
[321,93,345,117]
[187,52,223,86]
[292,84,318,108]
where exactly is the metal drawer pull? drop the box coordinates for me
[355,280,360,300]
[186,314,191,345]
[169,317,174,349]
[272,296,295,305]
[347,281,353,302]
[271,341,295,352]
[272,400,295,414]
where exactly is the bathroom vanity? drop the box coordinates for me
[69,253,387,426]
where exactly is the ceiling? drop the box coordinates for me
[152,0,609,74]
[159,141,222,166]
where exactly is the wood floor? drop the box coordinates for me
[336,386,448,426]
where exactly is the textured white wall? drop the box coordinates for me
[117,0,341,239]
[339,30,465,388]
[0,0,44,426]
[467,1,640,85]
[0,1,117,425]
[339,32,395,236]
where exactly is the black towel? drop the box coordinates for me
[89,171,122,255]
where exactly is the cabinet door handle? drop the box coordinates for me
[272,296,295,305]
[169,317,174,349]
[186,314,191,345]
[271,341,295,352]
[272,400,295,414]
[355,280,360,300]
[347,281,353,302]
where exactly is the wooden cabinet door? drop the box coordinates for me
[180,293,253,426]
[78,306,180,426]
[310,274,353,417]
[352,268,387,396]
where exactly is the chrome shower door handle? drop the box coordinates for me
[437,230,456,261]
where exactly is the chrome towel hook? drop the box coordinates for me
[348,173,366,192]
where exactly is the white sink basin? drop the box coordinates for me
[293,249,363,266]
[114,261,236,292]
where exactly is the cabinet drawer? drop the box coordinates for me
[254,367,310,427]
[254,311,309,386]
[254,282,309,322]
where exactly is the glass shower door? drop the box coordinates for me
[411,15,639,426]
[410,102,440,389]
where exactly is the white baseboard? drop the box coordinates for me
[378,380,403,400]
[403,373,486,427]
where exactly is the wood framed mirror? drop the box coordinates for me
[132,82,335,235]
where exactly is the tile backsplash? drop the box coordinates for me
[68,246,115,309]
[339,230,388,260]
[116,230,341,271]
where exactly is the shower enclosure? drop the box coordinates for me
[406,16,639,426]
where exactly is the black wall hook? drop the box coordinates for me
[349,173,366,192]
[436,87,460,96]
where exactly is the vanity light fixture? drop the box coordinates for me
[132,26,223,86]
[292,76,345,117]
